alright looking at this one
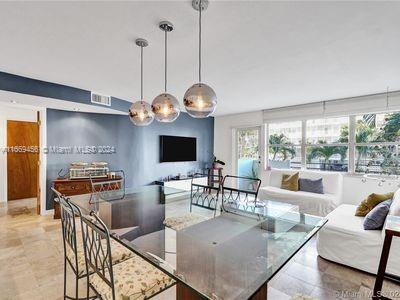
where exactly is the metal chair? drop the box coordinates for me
[190,172,222,216]
[81,211,175,300]
[164,173,222,231]
[52,187,89,300]
[53,187,134,300]
[220,175,262,212]
[89,170,125,203]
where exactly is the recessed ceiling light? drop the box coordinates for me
[10,100,17,104]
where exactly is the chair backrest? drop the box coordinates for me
[52,187,80,271]
[81,211,116,299]
[221,175,262,209]
[190,173,221,216]
[90,170,125,202]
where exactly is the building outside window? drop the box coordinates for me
[354,112,400,175]
[306,117,348,172]
[268,121,302,169]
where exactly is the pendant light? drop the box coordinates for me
[129,38,155,126]
[183,0,217,118]
[152,21,180,122]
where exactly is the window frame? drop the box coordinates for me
[265,112,400,175]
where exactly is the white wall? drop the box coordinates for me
[214,112,400,205]
[0,105,38,204]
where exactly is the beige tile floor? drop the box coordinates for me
[0,198,399,300]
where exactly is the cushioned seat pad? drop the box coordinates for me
[163,213,207,230]
[90,255,174,300]
[66,239,133,275]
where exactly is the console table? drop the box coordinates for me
[52,177,121,219]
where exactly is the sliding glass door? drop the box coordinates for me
[236,127,261,179]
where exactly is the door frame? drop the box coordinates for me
[1,104,47,215]
[233,125,263,177]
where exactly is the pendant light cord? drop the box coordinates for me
[141,45,144,101]
[165,30,168,93]
[199,0,202,83]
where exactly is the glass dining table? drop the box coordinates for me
[69,184,327,300]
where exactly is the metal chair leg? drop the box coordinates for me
[86,274,90,300]
[64,257,67,300]
[75,274,79,299]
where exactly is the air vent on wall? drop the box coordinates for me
[91,92,111,106]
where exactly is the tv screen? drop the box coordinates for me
[160,135,197,162]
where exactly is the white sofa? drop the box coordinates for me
[258,169,343,217]
[317,189,400,276]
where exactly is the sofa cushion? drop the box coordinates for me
[364,200,392,230]
[317,204,400,276]
[258,186,336,216]
[268,168,342,196]
[298,178,323,194]
[355,192,394,217]
[281,173,299,191]
[317,204,385,275]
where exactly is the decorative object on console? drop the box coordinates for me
[152,21,180,123]
[355,192,394,217]
[363,199,392,230]
[298,178,324,194]
[69,162,109,179]
[281,172,299,191]
[212,155,225,168]
[183,0,217,118]
[129,38,155,126]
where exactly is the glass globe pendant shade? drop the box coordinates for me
[152,93,180,122]
[183,83,217,118]
[129,100,154,126]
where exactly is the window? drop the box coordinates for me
[306,117,348,172]
[354,112,400,175]
[268,121,302,169]
[266,112,400,175]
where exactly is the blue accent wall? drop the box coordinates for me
[0,71,130,113]
[46,109,214,210]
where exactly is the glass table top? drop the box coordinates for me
[69,184,327,300]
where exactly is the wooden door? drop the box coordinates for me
[7,120,39,200]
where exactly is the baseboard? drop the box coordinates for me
[42,208,54,216]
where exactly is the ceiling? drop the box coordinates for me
[0,1,399,116]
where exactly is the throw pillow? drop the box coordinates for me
[363,200,392,230]
[355,192,394,217]
[298,178,324,194]
[281,173,299,191]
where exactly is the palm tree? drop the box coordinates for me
[337,122,376,171]
[307,140,347,170]
[362,114,376,128]
[269,133,296,160]
[380,112,400,142]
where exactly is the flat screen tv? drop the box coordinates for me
[160,135,197,162]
